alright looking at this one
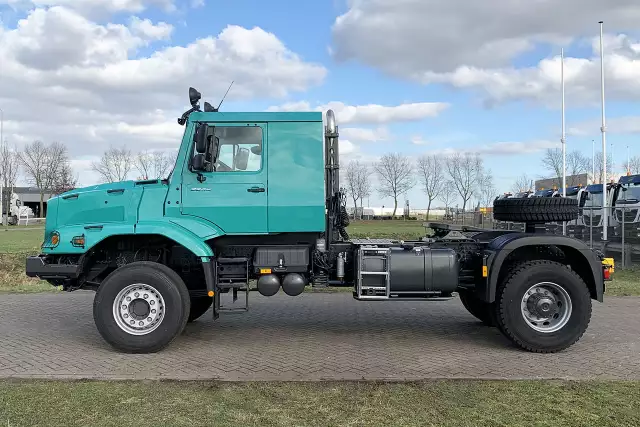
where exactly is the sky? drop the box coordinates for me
[1,0,640,209]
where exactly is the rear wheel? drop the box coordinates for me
[93,261,190,353]
[494,260,592,353]
[458,291,495,326]
[188,297,213,322]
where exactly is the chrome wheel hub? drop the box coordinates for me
[113,284,165,335]
[520,282,572,333]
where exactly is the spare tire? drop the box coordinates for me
[493,197,579,223]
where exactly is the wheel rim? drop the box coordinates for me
[112,283,165,336]
[520,282,572,333]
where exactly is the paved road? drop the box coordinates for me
[0,292,638,381]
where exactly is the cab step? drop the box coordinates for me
[214,257,249,315]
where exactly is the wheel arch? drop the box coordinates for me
[484,234,604,303]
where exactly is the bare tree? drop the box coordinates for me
[479,168,496,208]
[92,146,133,183]
[417,154,445,220]
[345,161,363,218]
[358,165,372,213]
[135,150,173,180]
[0,139,20,223]
[541,148,590,187]
[374,153,415,217]
[19,141,69,216]
[438,180,457,215]
[51,163,78,195]
[445,152,482,212]
[630,156,640,175]
[594,151,613,184]
[512,174,532,194]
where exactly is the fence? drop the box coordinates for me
[441,206,640,270]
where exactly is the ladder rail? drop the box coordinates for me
[356,246,391,300]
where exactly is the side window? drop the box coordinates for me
[214,126,262,172]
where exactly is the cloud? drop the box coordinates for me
[426,140,559,157]
[0,0,176,18]
[332,0,640,74]
[569,115,640,136]
[340,127,390,142]
[267,100,449,124]
[0,6,327,182]
[331,1,640,105]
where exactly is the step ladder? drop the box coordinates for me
[216,257,249,313]
[356,246,391,300]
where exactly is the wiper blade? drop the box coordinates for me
[617,198,639,204]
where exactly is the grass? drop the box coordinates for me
[0,379,638,427]
[0,221,639,296]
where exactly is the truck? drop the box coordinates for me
[581,182,619,228]
[1,192,35,225]
[613,174,640,225]
[26,87,613,354]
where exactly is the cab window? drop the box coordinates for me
[214,126,262,172]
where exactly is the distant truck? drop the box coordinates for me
[1,192,35,225]
[613,174,640,225]
[26,87,613,355]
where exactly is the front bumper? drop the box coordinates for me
[26,255,80,280]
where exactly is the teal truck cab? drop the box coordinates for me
[27,88,612,354]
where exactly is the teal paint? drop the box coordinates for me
[40,110,326,258]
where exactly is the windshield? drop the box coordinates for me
[584,190,603,208]
[617,185,640,204]
[534,189,555,197]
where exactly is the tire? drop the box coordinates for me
[494,260,592,353]
[493,197,579,223]
[188,297,213,322]
[93,261,191,353]
[458,291,495,326]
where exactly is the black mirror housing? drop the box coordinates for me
[194,124,209,153]
[192,153,206,171]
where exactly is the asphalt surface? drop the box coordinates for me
[0,292,638,380]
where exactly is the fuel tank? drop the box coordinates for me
[359,246,459,293]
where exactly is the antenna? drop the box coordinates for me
[216,81,234,112]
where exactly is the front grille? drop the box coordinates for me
[614,208,638,223]
[583,214,602,227]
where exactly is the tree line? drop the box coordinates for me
[344,152,495,219]
[90,146,175,183]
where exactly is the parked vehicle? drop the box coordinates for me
[613,174,640,225]
[1,192,35,225]
[581,183,619,228]
[26,87,613,354]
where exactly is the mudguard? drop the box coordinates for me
[483,233,604,303]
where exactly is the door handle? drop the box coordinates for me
[247,186,265,193]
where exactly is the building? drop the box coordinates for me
[535,173,589,191]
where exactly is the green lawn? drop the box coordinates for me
[0,380,638,427]
[1,222,639,296]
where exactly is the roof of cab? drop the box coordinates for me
[188,111,323,123]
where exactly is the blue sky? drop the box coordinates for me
[1,0,639,209]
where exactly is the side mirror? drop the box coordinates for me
[192,154,206,171]
[235,147,250,171]
[194,124,209,153]
[579,191,588,208]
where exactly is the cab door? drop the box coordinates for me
[181,123,268,234]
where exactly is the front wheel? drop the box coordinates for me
[495,260,592,353]
[93,261,191,353]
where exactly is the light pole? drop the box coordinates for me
[561,48,567,235]
[599,21,608,241]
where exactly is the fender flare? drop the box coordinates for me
[484,233,604,303]
[135,220,222,258]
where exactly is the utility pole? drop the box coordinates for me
[599,21,608,241]
[561,48,567,235]
[0,107,4,227]
[592,139,595,183]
